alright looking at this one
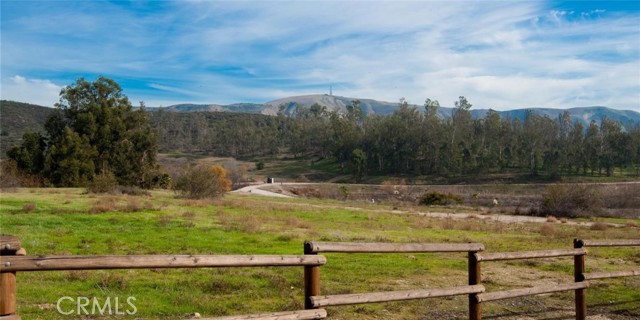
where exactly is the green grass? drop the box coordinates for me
[0,188,638,319]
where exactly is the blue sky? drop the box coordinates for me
[1,1,639,111]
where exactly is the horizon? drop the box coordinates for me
[1,1,639,112]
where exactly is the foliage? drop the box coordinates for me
[339,185,349,200]
[541,184,602,217]
[175,164,232,199]
[86,170,118,194]
[5,96,640,182]
[256,160,265,170]
[351,148,366,181]
[152,173,173,189]
[6,77,159,187]
[419,191,463,206]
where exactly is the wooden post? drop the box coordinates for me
[0,235,22,320]
[304,242,320,309]
[574,239,586,320]
[469,251,481,320]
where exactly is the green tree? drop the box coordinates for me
[351,148,367,182]
[8,77,158,187]
[6,131,46,175]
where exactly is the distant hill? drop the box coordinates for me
[0,100,55,156]
[146,103,270,114]
[155,94,640,128]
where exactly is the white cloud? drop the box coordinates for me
[1,1,638,111]
[1,76,62,107]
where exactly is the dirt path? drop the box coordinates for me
[233,183,624,227]
[233,184,293,198]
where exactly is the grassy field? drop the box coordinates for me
[0,188,638,319]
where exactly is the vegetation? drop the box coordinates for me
[4,96,640,184]
[0,189,637,319]
[175,164,232,199]
[147,97,640,180]
[419,191,464,206]
[7,77,159,188]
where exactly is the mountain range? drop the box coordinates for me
[149,94,640,129]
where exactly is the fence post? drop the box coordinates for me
[304,241,320,309]
[1,235,23,320]
[574,239,586,320]
[469,251,481,320]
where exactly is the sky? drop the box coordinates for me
[1,1,639,111]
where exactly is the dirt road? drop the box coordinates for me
[233,183,626,227]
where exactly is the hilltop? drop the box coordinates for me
[150,94,640,128]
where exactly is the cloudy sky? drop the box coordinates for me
[1,1,639,111]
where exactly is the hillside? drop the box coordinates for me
[0,100,55,156]
[156,94,640,128]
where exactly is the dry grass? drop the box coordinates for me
[590,222,610,231]
[560,218,569,224]
[182,211,196,219]
[21,203,36,212]
[625,220,638,228]
[538,223,556,237]
[546,215,558,223]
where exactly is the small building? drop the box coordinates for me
[267,177,275,184]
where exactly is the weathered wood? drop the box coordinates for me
[0,236,20,255]
[468,252,482,320]
[574,239,586,320]
[577,239,640,247]
[476,282,589,303]
[0,273,16,316]
[203,309,327,320]
[310,285,485,307]
[475,248,586,262]
[582,270,640,280]
[303,244,321,310]
[304,241,485,253]
[0,255,326,272]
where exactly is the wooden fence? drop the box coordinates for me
[0,235,638,320]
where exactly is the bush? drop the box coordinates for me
[175,164,232,199]
[87,171,118,194]
[541,184,602,217]
[153,173,172,189]
[256,161,265,170]
[419,191,463,206]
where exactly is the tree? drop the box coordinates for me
[351,148,367,182]
[6,131,46,175]
[8,77,158,187]
[175,164,232,199]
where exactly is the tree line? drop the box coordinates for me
[149,97,640,179]
[6,76,639,188]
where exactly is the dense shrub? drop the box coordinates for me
[87,171,119,194]
[419,191,463,206]
[175,164,232,199]
[540,184,602,217]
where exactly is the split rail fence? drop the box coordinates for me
[0,235,638,320]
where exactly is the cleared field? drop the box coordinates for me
[0,188,638,319]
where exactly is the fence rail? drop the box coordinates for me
[1,236,638,320]
[577,239,640,247]
[204,309,328,320]
[475,248,586,262]
[309,285,485,307]
[1,254,327,272]
[475,282,589,303]
[304,241,484,253]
